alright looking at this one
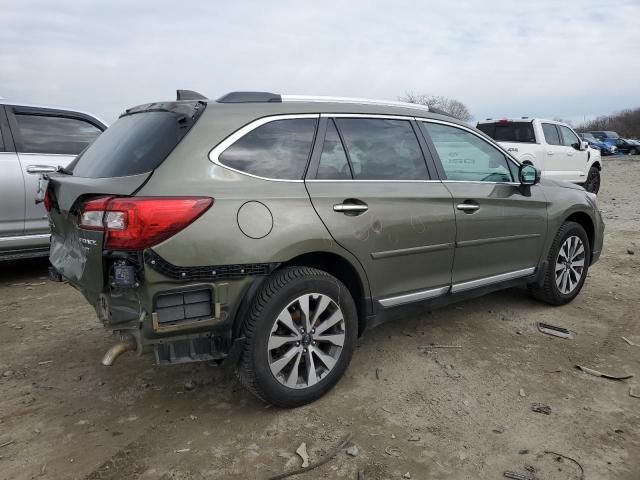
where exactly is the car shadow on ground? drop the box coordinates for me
[0,258,50,283]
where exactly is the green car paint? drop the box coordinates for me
[46,95,604,373]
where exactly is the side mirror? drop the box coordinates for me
[579,141,589,151]
[519,164,540,185]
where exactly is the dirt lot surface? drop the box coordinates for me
[1,158,639,480]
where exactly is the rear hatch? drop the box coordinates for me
[47,100,206,304]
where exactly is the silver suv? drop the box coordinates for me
[0,101,106,261]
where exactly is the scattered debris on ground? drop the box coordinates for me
[503,471,532,480]
[621,336,639,347]
[537,322,573,339]
[531,403,552,415]
[295,442,309,468]
[575,365,633,381]
[269,433,353,480]
[417,344,462,350]
[543,450,585,480]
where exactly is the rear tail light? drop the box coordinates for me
[44,189,53,212]
[78,197,213,250]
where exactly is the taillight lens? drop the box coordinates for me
[78,197,213,250]
[44,189,53,212]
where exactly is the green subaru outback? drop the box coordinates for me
[45,91,604,407]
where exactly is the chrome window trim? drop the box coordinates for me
[379,285,450,308]
[16,152,77,157]
[442,180,521,186]
[451,267,536,293]
[306,179,442,183]
[208,114,320,183]
[416,117,522,170]
[321,113,416,121]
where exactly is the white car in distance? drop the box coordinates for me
[477,118,602,194]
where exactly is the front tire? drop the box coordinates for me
[530,221,590,306]
[584,166,600,194]
[236,267,358,408]
[629,148,638,155]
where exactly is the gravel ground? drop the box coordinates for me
[0,157,639,480]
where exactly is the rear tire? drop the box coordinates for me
[530,221,590,306]
[236,266,357,408]
[629,148,638,155]
[584,166,600,194]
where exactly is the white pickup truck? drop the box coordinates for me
[476,118,602,194]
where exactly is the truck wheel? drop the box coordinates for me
[236,266,357,408]
[530,221,590,306]
[584,166,600,194]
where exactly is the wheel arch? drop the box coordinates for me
[564,211,595,258]
[283,251,370,336]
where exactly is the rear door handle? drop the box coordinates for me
[546,151,554,156]
[456,203,480,213]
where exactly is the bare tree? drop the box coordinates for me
[399,92,472,122]
[575,107,640,138]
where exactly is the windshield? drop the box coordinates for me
[68,101,205,178]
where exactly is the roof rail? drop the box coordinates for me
[281,95,430,111]
[177,90,208,101]
[217,91,282,103]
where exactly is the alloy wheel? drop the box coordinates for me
[555,235,586,294]
[267,293,345,389]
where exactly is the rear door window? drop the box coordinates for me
[334,118,428,180]
[542,123,561,145]
[14,114,102,155]
[219,118,317,180]
[423,122,514,182]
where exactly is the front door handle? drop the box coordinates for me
[333,203,368,213]
[27,165,57,174]
[546,151,554,156]
[456,203,480,213]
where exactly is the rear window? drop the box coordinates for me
[15,114,102,155]
[218,118,317,180]
[70,102,204,178]
[477,122,536,143]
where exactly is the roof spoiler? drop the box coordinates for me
[176,90,208,101]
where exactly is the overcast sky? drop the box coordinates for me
[1,0,638,125]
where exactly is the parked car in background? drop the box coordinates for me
[578,132,617,156]
[45,91,604,407]
[587,130,619,140]
[608,138,640,155]
[0,101,107,261]
[476,118,602,193]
